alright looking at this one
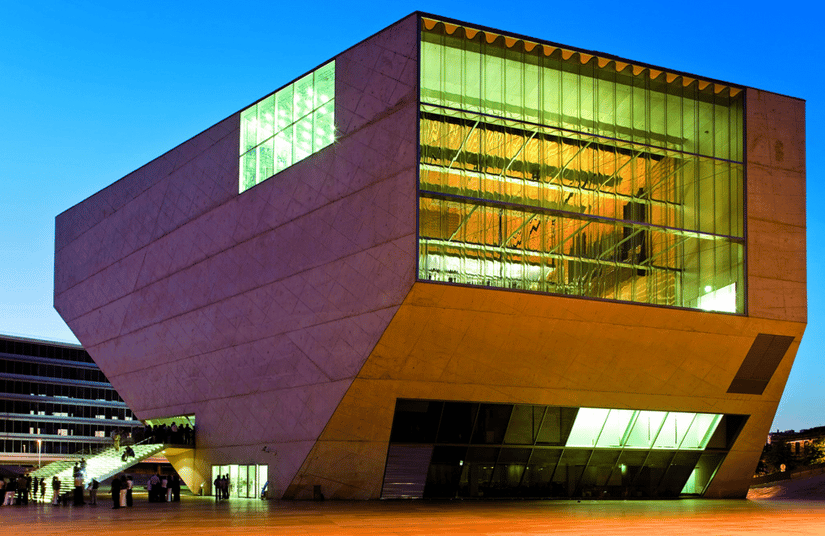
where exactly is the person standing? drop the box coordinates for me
[17,474,28,505]
[88,478,99,505]
[111,475,122,509]
[73,463,84,505]
[171,474,181,502]
[125,475,133,507]
[51,476,60,505]
[4,477,16,506]
[148,473,160,502]
[119,475,127,508]
[40,477,46,500]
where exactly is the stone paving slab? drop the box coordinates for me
[2,494,824,535]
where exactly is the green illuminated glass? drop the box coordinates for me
[418,21,745,313]
[596,409,636,448]
[387,398,737,499]
[566,408,722,451]
[624,411,668,449]
[565,408,609,447]
[239,61,335,193]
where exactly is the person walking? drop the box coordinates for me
[40,477,46,500]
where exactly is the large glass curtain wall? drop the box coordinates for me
[386,399,746,499]
[418,20,745,313]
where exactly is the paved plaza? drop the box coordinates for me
[2,493,825,535]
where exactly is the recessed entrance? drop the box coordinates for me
[211,464,268,498]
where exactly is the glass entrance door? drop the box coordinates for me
[211,464,268,498]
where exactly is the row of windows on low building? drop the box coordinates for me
[0,340,93,364]
[1,418,134,435]
[0,359,107,383]
[0,380,123,401]
[0,400,129,419]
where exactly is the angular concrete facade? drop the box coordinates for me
[55,13,805,499]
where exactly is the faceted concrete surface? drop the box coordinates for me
[54,13,420,498]
[298,282,805,499]
[5,494,825,535]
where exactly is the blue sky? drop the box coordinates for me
[0,1,818,431]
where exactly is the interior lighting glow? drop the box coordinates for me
[418,21,745,314]
[696,283,737,313]
[239,61,335,193]
[566,407,722,451]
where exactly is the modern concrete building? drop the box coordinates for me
[54,13,806,499]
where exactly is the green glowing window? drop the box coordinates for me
[239,61,335,193]
[566,408,721,450]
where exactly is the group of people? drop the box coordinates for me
[147,473,182,503]
[139,422,195,445]
[109,474,134,508]
[109,421,196,450]
[0,473,45,505]
[213,475,231,501]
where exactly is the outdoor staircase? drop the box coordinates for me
[30,443,166,501]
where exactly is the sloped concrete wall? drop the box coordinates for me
[54,14,420,497]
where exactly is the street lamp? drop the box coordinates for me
[37,438,42,469]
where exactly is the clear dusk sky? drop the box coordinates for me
[0,1,819,431]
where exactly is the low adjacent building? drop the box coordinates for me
[0,334,141,466]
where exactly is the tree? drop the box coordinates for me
[763,440,796,473]
[802,439,825,465]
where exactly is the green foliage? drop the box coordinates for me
[802,439,825,465]
[761,440,796,473]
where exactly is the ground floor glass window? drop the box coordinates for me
[383,399,746,499]
[211,464,268,498]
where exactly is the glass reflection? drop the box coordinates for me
[387,398,739,499]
